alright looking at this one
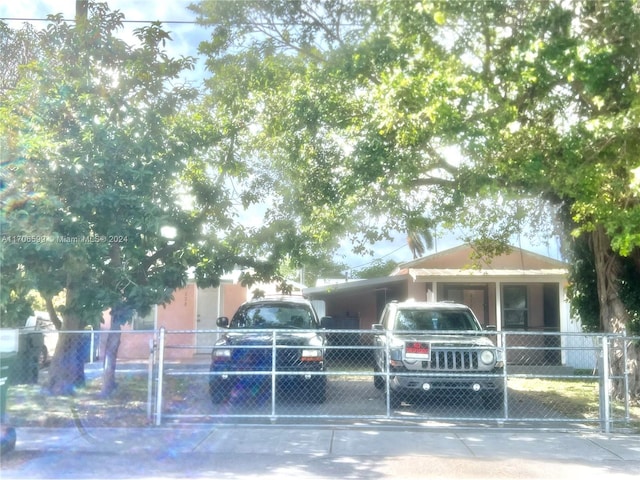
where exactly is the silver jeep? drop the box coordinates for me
[372,301,504,408]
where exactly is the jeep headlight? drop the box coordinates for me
[480,350,495,365]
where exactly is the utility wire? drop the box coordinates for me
[0,16,362,27]
[1,17,198,24]
[348,243,408,272]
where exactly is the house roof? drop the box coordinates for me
[303,244,568,298]
[393,244,567,273]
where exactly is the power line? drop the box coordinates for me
[0,17,363,27]
[348,243,408,272]
[0,17,198,24]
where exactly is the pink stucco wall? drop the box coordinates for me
[102,283,199,360]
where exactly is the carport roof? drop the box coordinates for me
[303,274,408,297]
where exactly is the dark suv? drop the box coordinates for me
[372,301,504,408]
[209,296,327,404]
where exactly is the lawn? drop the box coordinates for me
[5,368,639,431]
[5,374,151,428]
[508,376,640,430]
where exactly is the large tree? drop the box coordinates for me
[436,0,640,395]
[0,4,242,394]
[191,0,640,396]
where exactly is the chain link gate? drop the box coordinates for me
[148,328,638,431]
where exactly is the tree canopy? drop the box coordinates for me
[3,0,640,340]
[0,4,252,391]
[191,0,640,332]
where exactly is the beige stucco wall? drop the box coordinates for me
[414,245,563,270]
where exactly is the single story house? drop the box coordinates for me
[303,244,585,368]
[103,244,590,369]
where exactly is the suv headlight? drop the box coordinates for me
[301,349,323,361]
[480,350,495,365]
[212,348,232,359]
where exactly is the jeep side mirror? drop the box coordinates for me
[484,324,497,331]
[372,324,384,331]
[320,316,333,329]
[216,316,230,328]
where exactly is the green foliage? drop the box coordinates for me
[0,4,237,328]
[4,1,640,339]
[352,260,398,280]
[191,0,640,333]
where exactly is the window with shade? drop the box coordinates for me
[502,285,528,330]
[132,307,156,331]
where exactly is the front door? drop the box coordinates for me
[196,287,221,353]
[443,285,489,326]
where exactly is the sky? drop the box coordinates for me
[0,0,207,65]
[0,1,563,271]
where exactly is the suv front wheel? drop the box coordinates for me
[305,377,327,403]
[373,364,384,389]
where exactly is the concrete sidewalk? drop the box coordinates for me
[1,425,640,479]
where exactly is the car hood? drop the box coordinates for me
[218,331,321,346]
[392,333,496,348]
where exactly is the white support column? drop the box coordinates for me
[429,281,438,302]
[495,281,503,351]
[495,281,502,331]
[558,281,569,366]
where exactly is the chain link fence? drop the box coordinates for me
[3,328,639,432]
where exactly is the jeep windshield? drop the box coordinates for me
[230,303,315,329]
[394,309,481,331]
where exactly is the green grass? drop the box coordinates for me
[508,376,640,429]
[6,374,150,428]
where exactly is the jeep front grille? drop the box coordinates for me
[423,350,479,370]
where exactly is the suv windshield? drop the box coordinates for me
[394,309,480,331]
[231,303,315,329]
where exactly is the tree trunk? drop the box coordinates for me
[101,323,121,396]
[48,312,85,395]
[591,226,638,399]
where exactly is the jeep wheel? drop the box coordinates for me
[373,365,384,390]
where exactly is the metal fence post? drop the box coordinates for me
[622,329,630,423]
[154,327,166,426]
[384,330,391,418]
[87,326,95,363]
[271,330,277,419]
[147,338,155,422]
[599,335,611,433]
[501,330,508,422]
